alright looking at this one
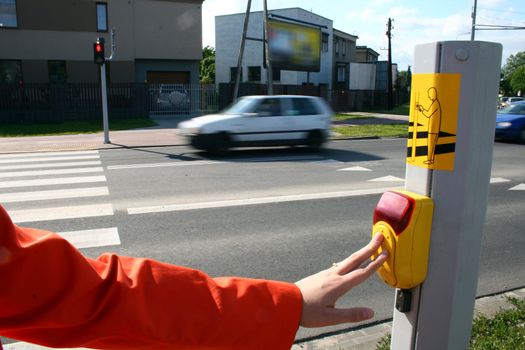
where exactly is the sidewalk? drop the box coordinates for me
[0,118,186,154]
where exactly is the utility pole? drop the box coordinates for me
[233,0,252,99]
[471,0,478,40]
[386,18,394,110]
[263,0,273,95]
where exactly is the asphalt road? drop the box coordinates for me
[2,138,524,343]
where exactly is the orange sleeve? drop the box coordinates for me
[0,205,303,350]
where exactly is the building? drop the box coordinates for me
[0,0,204,84]
[215,7,391,94]
[332,29,358,90]
[215,8,334,90]
[355,46,380,63]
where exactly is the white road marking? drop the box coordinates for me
[0,187,109,203]
[128,187,394,215]
[0,154,100,164]
[108,160,222,170]
[107,155,325,170]
[368,175,405,182]
[0,167,104,178]
[509,183,525,191]
[490,177,511,184]
[0,150,98,159]
[1,160,101,171]
[58,227,121,249]
[9,203,114,223]
[338,166,372,171]
[0,175,107,189]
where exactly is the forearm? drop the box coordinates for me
[0,206,302,349]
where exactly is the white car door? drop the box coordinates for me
[231,98,294,143]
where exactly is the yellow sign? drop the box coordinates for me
[407,73,461,171]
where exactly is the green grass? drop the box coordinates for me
[333,114,374,121]
[375,297,525,350]
[470,297,525,350]
[333,124,408,138]
[0,117,157,137]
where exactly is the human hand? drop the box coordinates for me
[295,234,388,328]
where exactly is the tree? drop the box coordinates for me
[501,51,525,95]
[395,67,412,93]
[510,65,525,95]
[200,46,215,84]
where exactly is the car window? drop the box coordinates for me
[291,98,320,115]
[222,98,259,114]
[254,98,282,116]
[501,103,525,115]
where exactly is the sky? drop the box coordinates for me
[201,0,524,71]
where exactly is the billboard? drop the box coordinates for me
[266,19,321,72]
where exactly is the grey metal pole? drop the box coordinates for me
[471,0,478,40]
[100,63,110,144]
[263,0,273,95]
[233,0,252,99]
[390,41,502,349]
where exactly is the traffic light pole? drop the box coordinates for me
[99,63,110,144]
[391,41,502,349]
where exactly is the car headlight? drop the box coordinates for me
[496,122,512,128]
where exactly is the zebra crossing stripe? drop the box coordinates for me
[8,203,114,223]
[0,150,99,159]
[58,227,120,249]
[0,154,100,164]
[0,167,104,178]
[0,176,107,189]
[2,160,102,171]
[0,187,109,203]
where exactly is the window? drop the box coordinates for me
[322,33,329,52]
[335,39,339,55]
[272,69,280,82]
[342,40,346,56]
[337,64,346,82]
[96,2,108,32]
[230,67,242,82]
[0,0,17,28]
[254,98,281,116]
[248,66,261,82]
[292,98,319,115]
[48,61,67,84]
[0,60,22,83]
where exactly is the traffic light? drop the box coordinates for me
[93,38,105,65]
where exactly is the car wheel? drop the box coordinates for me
[306,130,323,151]
[211,132,230,155]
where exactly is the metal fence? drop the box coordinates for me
[0,83,149,123]
[148,83,219,117]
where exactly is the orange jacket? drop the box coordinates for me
[0,205,302,349]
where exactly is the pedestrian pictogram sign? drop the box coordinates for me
[407,73,461,171]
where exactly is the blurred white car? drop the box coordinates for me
[178,95,333,153]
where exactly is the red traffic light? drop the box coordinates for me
[93,40,105,65]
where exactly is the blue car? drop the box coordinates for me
[495,101,525,143]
